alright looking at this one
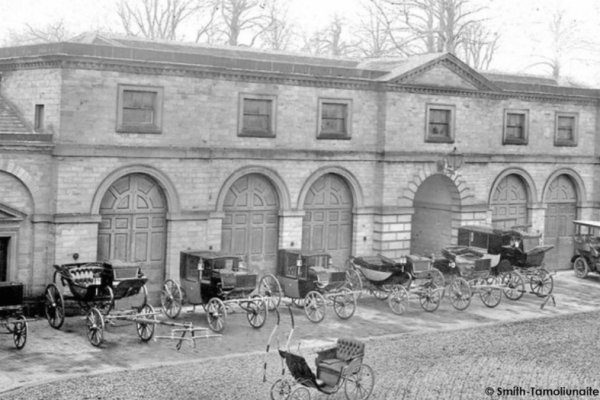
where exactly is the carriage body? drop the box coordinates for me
[0,282,29,349]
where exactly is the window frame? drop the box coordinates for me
[554,112,578,147]
[425,104,455,143]
[116,84,164,134]
[34,104,44,132]
[317,98,352,140]
[238,93,277,138]
[503,109,529,145]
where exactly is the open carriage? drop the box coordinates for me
[257,249,356,323]
[0,282,30,349]
[345,254,445,314]
[44,259,149,330]
[160,251,267,333]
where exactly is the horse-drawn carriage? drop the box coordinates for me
[160,251,268,333]
[345,254,445,314]
[0,282,29,349]
[258,249,356,323]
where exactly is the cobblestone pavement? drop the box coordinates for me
[1,271,600,399]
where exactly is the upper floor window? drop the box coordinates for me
[239,94,276,138]
[34,104,44,132]
[503,109,529,145]
[426,104,455,143]
[317,98,352,140]
[555,112,578,146]
[117,85,163,134]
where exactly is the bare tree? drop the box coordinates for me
[457,22,499,70]
[117,0,203,41]
[211,0,271,46]
[353,1,401,57]
[300,14,356,57]
[257,0,295,51]
[5,20,74,46]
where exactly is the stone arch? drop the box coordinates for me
[91,164,180,215]
[216,166,291,212]
[0,161,37,214]
[542,168,586,206]
[297,166,364,210]
[488,168,538,206]
[402,165,473,206]
[489,168,536,230]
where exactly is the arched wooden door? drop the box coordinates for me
[97,174,167,301]
[544,175,577,270]
[302,174,353,267]
[221,174,279,275]
[491,175,529,229]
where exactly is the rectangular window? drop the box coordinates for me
[117,85,163,134]
[34,104,44,132]
[425,104,455,143]
[239,94,276,137]
[503,109,529,145]
[555,112,578,146]
[317,98,352,140]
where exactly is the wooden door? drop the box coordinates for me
[302,174,353,267]
[544,175,577,270]
[97,174,167,301]
[492,175,528,229]
[221,174,279,275]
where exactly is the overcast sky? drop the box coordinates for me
[1,0,599,86]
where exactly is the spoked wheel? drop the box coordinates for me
[573,257,589,279]
[449,277,471,311]
[345,364,375,400]
[501,271,525,301]
[531,268,554,297]
[345,264,363,300]
[206,298,227,333]
[246,297,268,329]
[419,283,442,312]
[291,298,305,309]
[258,274,282,311]
[333,287,356,320]
[161,279,183,319]
[44,283,65,329]
[95,286,115,315]
[270,379,293,400]
[430,268,446,299]
[12,316,28,350]
[136,304,156,342]
[304,291,326,323]
[86,308,105,347]
[289,386,311,400]
[388,285,409,315]
[479,276,502,308]
[371,284,392,300]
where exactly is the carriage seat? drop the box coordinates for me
[316,338,365,387]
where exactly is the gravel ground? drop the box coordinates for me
[2,310,600,400]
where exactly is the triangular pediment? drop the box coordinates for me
[0,204,26,221]
[379,53,501,92]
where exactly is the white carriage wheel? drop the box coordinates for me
[419,283,442,312]
[289,386,311,400]
[161,279,183,319]
[531,268,554,297]
[258,274,283,311]
[136,304,156,342]
[304,291,326,323]
[270,379,293,400]
[388,285,409,315]
[449,277,471,311]
[86,307,105,347]
[333,287,356,320]
[206,298,227,333]
[246,297,268,329]
[501,271,525,301]
[479,276,502,308]
[344,364,375,400]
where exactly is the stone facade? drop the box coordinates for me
[0,37,598,297]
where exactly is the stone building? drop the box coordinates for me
[0,34,597,299]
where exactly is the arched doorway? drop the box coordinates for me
[411,174,459,256]
[97,174,168,301]
[544,175,577,270]
[491,174,529,229]
[221,174,279,275]
[302,174,353,267]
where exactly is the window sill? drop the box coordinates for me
[554,141,577,147]
[425,136,454,143]
[117,125,162,134]
[317,133,351,140]
[503,139,528,145]
[238,130,275,138]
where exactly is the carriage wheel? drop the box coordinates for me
[136,304,156,342]
[531,268,554,297]
[12,316,28,350]
[161,280,183,319]
[333,287,356,320]
[206,298,227,333]
[289,386,310,400]
[345,268,363,300]
[291,298,305,308]
[95,286,115,315]
[388,285,409,315]
[270,379,293,400]
[419,283,442,312]
[449,277,471,311]
[86,308,105,347]
[44,283,65,329]
[573,257,589,279]
[246,297,268,329]
[479,276,502,308]
[344,364,375,400]
[501,271,525,301]
[304,291,326,323]
[430,268,446,299]
[258,275,282,311]
[372,284,392,300]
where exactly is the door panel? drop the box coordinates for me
[545,175,577,270]
[492,175,528,229]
